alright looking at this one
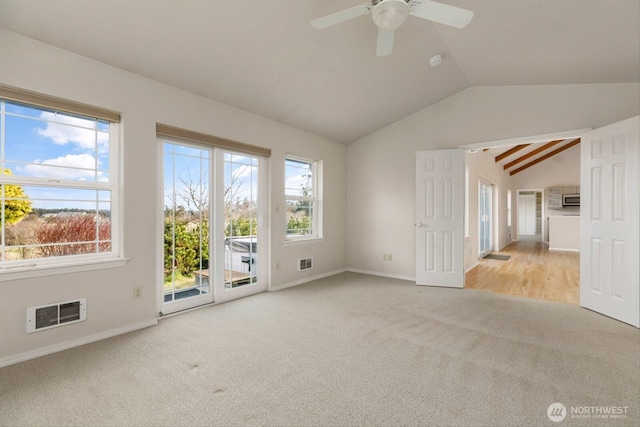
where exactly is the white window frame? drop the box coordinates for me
[284,155,322,243]
[0,96,126,281]
[507,189,512,227]
[464,165,470,237]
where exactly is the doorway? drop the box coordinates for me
[460,119,639,327]
[478,179,493,257]
[160,140,267,315]
[517,190,543,241]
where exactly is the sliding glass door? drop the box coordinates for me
[478,179,493,257]
[161,140,266,314]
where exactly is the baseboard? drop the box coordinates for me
[270,268,348,292]
[0,318,158,368]
[346,268,415,282]
[549,247,580,252]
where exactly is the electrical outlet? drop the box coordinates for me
[383,254,393,261]
[133,286,143,299]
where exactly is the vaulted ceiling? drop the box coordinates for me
[488,138,581,176]
[0,0,638,143]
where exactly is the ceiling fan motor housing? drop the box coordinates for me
[372,0,410,30]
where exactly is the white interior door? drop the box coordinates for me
[580,116,639,327]
[415,149,464,288]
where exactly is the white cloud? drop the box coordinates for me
[24,154,105,181]
[36,112,108,151]
[285,175,309,191]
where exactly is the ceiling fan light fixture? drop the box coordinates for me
[372,0,410,30]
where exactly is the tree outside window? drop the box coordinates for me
[285,156,320,239]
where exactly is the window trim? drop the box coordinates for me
[284,155,322,242]
[0,84,121,123]
[0,90,125,279]
[0,257,129,282]
[507,189,512,227]
[156,123,270,157]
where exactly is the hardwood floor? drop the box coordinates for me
[465,238,580,304]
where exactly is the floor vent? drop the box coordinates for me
[26,298,87,333]
[298,257,313,271]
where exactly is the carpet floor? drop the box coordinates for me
[0,272,638,426]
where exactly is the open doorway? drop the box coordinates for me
[461,129,586,305]
[460,119,639,327]
[517,189,543,242]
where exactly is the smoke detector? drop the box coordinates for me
[429,54,443,67]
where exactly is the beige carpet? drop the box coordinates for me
[1,272,638,426]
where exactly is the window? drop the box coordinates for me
[0,88,121,274]
[285,156,321,240]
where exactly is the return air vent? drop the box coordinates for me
[26,298,87,333]
[298,257,313,271]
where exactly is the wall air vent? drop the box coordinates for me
[298,258,313,271]
[26,298,86,333]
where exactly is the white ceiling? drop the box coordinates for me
[0,0,638,144]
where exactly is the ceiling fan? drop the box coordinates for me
[311,0,474,57]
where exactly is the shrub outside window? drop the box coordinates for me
[0,96,120,271]
[285,156,320,240]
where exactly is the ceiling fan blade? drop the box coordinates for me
[311,3,372,29]
[376,28,395,57]
[411,0,474,29]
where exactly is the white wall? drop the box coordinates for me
[347,83,640,279]
[0,29,347,366]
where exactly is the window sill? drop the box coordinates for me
[284,237,324,246]
[0,257,130,282]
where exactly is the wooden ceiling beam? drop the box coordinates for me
[510,139,581,176]
[503,139,565,170]
[495,144,530,162]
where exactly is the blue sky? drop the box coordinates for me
[2,101,110,211]
[3,100,307,214]
[163,143,259,213]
